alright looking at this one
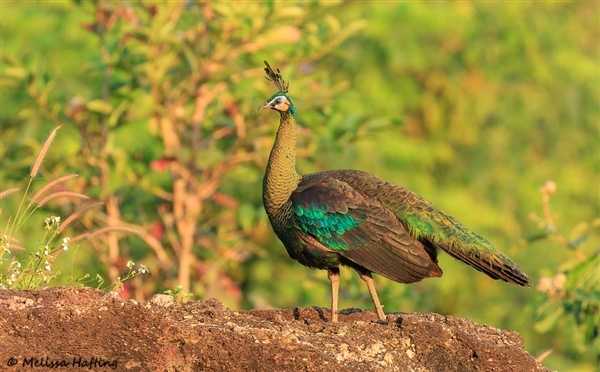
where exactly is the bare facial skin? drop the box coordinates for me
[265,96,290,113]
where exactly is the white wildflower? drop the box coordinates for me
[44,217,52,230]
[0,234,8,250]
[44,216,61,231]
[61,237,71,251]
[138,264,149,275]
[6,260,21,286]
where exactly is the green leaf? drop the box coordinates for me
[534,305,564,333]
[3,67,28,79]
[86,99,113,114]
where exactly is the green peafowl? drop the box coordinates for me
[261,61,528,323]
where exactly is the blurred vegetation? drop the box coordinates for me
[0,1,598,370]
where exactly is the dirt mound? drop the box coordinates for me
[0,288,545,371]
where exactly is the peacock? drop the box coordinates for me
[261,61,528,323]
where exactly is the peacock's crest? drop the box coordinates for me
[264,60,289,92]
[263,61,297,117]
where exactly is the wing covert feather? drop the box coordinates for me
[291,176,441,283]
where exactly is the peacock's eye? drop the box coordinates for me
[275,98,282,104]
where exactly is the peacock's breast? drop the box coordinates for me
[266,201,339,270]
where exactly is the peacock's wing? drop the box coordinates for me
[311,170,529,286]
[291,176,442,283]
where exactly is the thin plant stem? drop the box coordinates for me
[25,228,49,289]
[25,227,60,289]
[7,177,33,238]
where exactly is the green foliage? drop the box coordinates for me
[0,127,91,289]
[533,182,600,366]
[0,1,598,370]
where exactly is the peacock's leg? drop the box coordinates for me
[359,272,386,321]
[328,268,340,323]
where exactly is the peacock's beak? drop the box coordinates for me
[263,97,278,110]
[259,103,271,113]
[258,101,270,113]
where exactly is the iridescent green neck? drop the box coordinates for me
[263,112,300,215]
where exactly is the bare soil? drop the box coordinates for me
[0,288,546,371]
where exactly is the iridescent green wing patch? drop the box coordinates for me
[293,204,360,251]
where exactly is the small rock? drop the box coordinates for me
[124,360,142,369]
[150,294,175,308]
[200,297,224,311]
[0,296,35,311]
[106,291,121,300]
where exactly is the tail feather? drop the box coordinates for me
[439,242,529,286]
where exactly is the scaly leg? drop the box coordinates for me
[359,272,386,321]
[328,268,340,323]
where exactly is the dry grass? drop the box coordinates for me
[30,125,61,178]
[31,174,79,203]
[72,224,171,269]
[58,202,104,234]
[0,188,20,201]
[35,191,89,208]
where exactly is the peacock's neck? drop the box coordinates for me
[263,112,300,216]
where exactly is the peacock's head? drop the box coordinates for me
[263,92,297,116]
[263,61,297,117]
